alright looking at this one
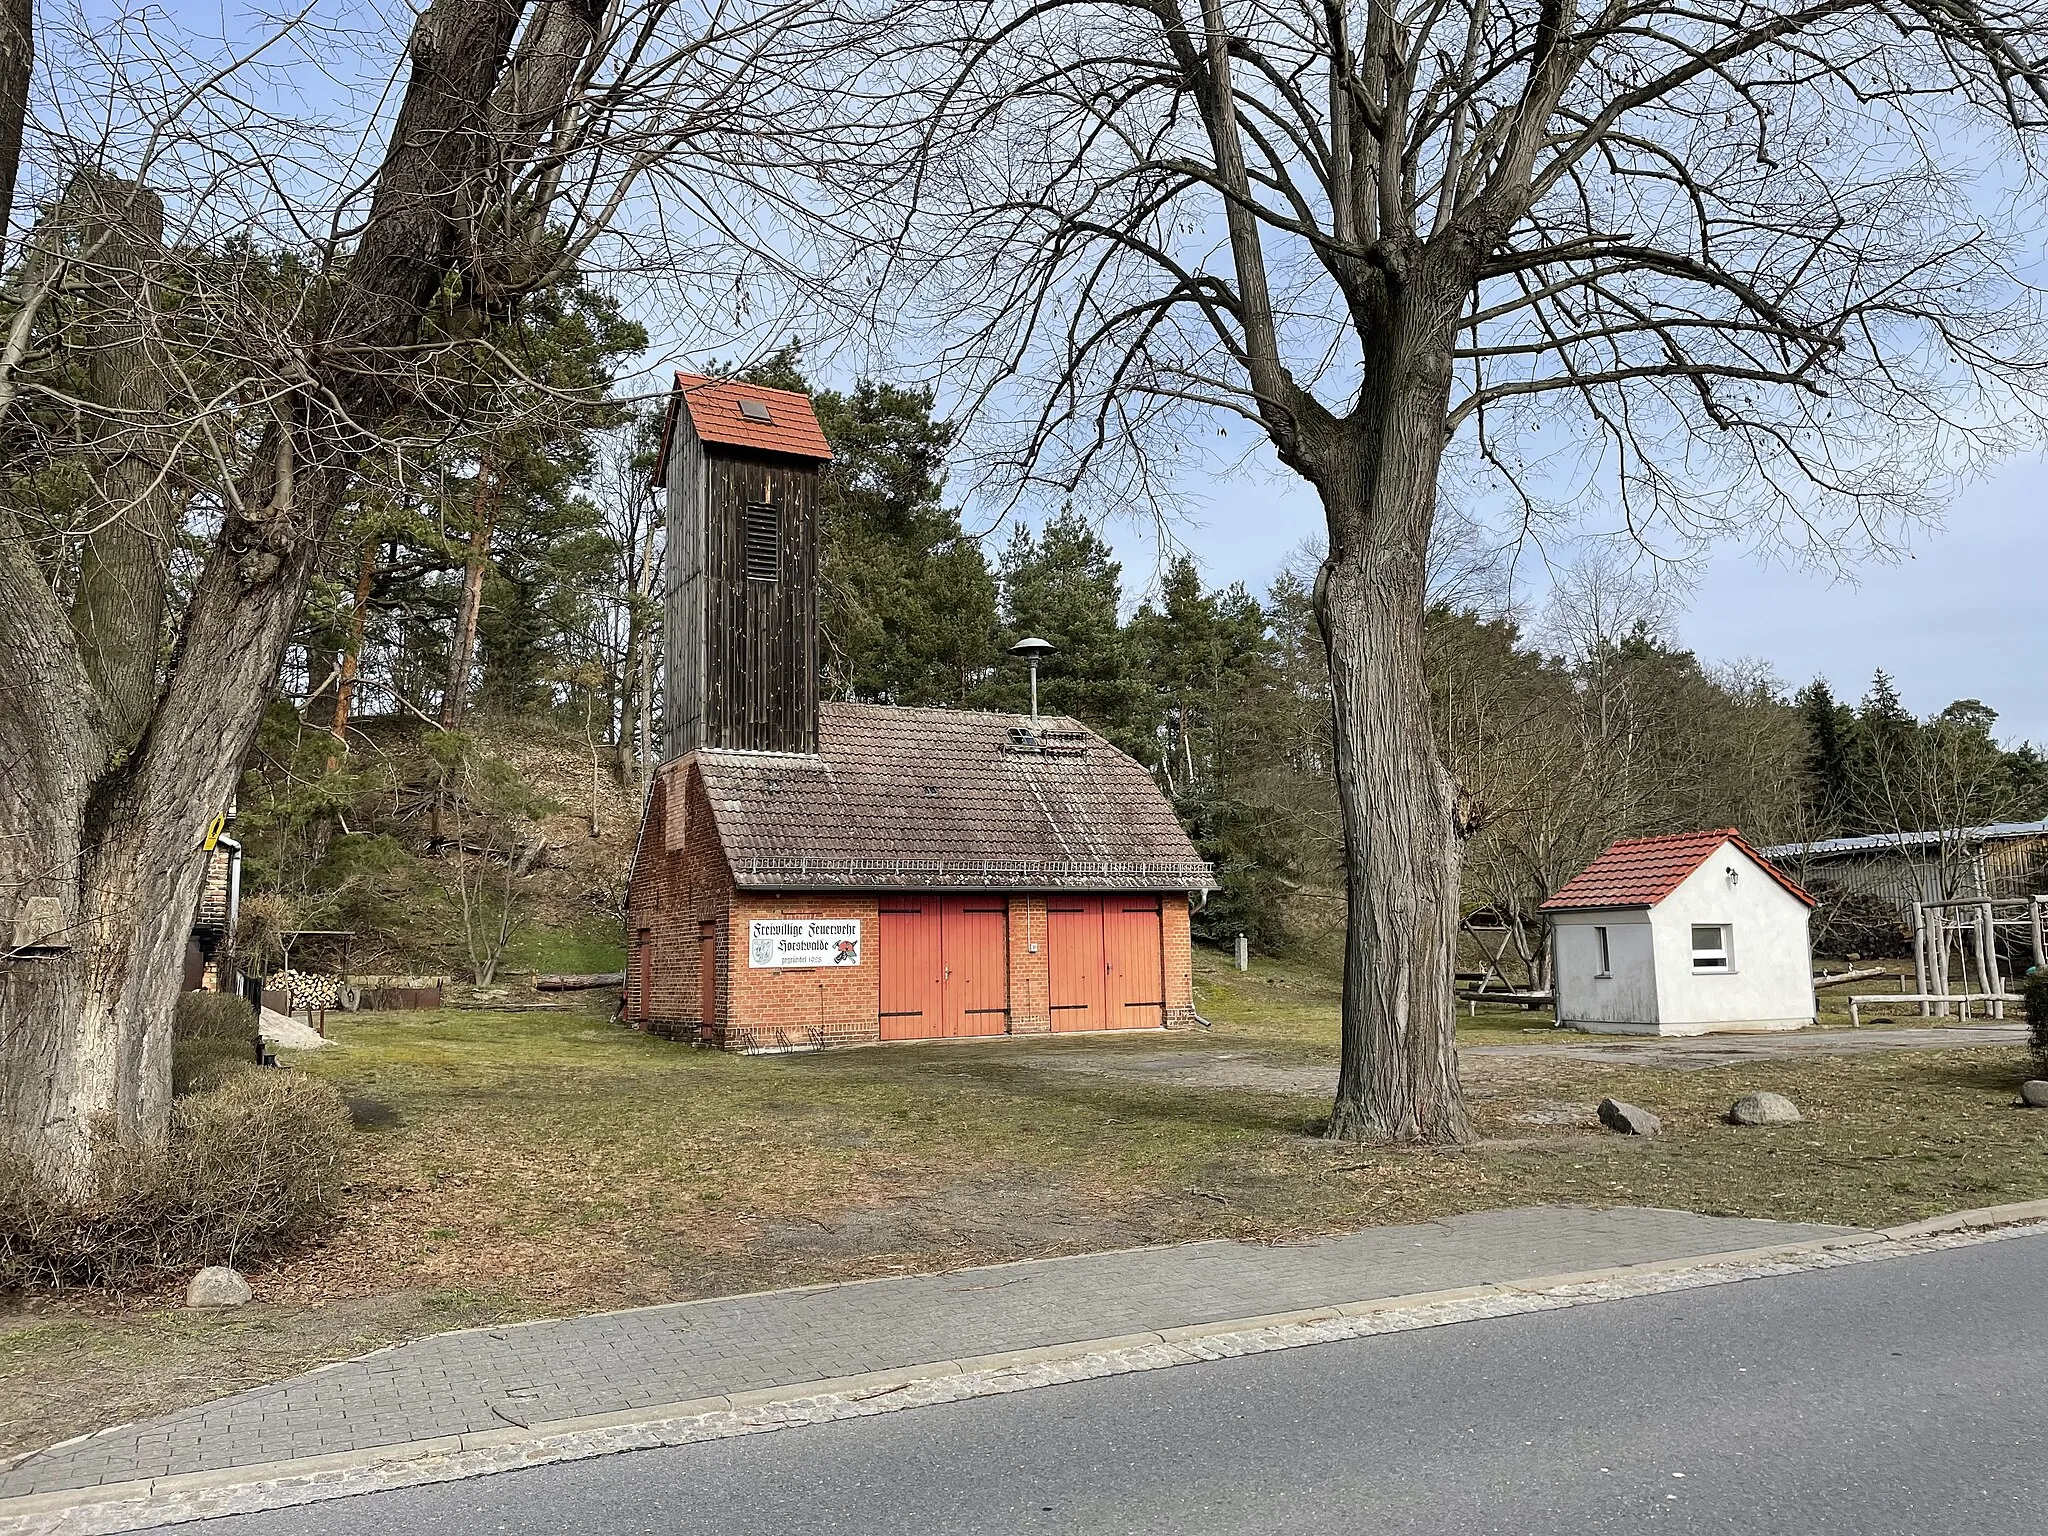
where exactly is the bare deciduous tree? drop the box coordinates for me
[0,0,887,1199]
[872,0,2048,1140]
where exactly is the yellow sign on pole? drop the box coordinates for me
[201,812,226,853]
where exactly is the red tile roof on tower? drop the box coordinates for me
[1540,829,1814,911]
[655,373,833,472]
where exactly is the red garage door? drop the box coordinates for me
[941,897,1009,1036]
[1105,896,1166,1027]
[1047,897,1105,1030]
[879,899,943,1039]
[1049,896,1164,1031]
[879,897,1009,1040]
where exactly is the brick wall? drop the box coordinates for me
[1005,894,1051,1034]
[1162,896,1198,1027]
[625,761,733,1042]
[718,892,881,1051]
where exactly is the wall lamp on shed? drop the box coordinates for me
[1008,636,1055,723]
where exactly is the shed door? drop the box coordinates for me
[1047,896,1107,1031]
[635,928,652,1021]
[941,897,1009,1037]
[879,900,943,1040]
[698,922,717,1029]
[1105,897,1165,1026]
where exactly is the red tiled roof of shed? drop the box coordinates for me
[654,373,832,474]
[1541,829,1814,911]
[689,701,1216,892]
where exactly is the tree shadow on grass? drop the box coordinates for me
[1905,1058,2040,1094]
[794,1048,1323,1142]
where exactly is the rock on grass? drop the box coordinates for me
[1729,1092,1802,1126]
[186,1266,252,1307]
[1598,1098,1660,1137]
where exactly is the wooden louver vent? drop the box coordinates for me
[742,502,780,582]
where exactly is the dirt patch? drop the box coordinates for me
[1508,1100,1602,1127]
[760,1176,1159,1265]
[1011,1026,2034,1096]
[344,1096,398,1129]
[1027,1049,1336,1098]
[1462,1024,2029,1071]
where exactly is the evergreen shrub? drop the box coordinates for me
[2025,972,2048,1058]
[0,1070,351,1291]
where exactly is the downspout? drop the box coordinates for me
[1188,888,1213,1029]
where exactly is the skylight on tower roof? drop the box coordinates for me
[737,398,773,423]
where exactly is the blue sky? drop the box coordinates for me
[1677,453,2044,744]
[1050,446,2045,748]
[127,0,2037,745]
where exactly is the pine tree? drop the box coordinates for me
[1127,556,1287,944]
[1847,669,1919,833]
[992,509,1146,749]
[814,381,1000,705]
[1795,678,1855,837]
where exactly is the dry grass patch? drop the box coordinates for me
[4,949,2042,1462]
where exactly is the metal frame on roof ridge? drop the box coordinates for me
[733,854,1217,886]
[817,698,1092,731]
[695,746,831,764]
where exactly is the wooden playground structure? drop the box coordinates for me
[1849,894,2047,1024]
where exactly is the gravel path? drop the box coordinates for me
[1022,1023,2026,1096]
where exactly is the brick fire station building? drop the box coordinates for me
[625,374,1214,1050]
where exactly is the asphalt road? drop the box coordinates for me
[187,1233,2048,1535]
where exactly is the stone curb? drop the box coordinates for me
[1873,1195,2048,1240]
[6,1201,2047,1533]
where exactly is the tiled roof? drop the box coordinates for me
[656,373,833,470]
[692,702,1216,891]
[1541,829,1814,911]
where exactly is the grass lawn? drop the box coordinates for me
[500,914,628,977]
[4,950,2044,1462]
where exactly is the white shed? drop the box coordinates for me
[1542,829,1817,1036]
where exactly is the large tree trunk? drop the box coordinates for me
[1317,535,1470,1143]
[64,175,177,753]
[1311,295,1474,1145]
[0,0,31,262]
[0,0,559,1200]
[1,427,341,1195]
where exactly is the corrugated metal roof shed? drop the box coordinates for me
[1759,819,2048,861]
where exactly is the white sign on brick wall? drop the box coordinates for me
[748,918,862,969]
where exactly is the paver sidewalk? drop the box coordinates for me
[0,1206,1858,1503]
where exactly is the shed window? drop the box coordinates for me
[742,502,780,583]
[1594,925,1611,977]
[1691,924,1730,971]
